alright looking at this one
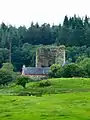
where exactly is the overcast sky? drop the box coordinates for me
[0,0,90,27]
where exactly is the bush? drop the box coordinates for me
[62,63,87,77]
[49,63,87,78]
[79,58,90,77]
[49,64,63,78]
[0,69,13,86]
[1,62,17,81]
[38,80,51,87]
[1,63,14,71]
[16,76,30,88]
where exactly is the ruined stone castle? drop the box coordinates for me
[22,45,65,78]
[36,45,65,67]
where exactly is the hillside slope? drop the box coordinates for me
[0,78,90,95]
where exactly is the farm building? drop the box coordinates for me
[22,45,65,78]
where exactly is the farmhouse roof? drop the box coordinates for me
[22,67,50,75]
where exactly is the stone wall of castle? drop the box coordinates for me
[36,45,65,67]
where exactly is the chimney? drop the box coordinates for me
[22,65,26,75]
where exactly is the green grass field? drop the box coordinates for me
[0,92,90,120]
[0,78,90,120]
[0,78,90,95]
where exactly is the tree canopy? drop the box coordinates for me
[0,15,90,71]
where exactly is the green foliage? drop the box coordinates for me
[76,55,88,63]
[16,76,30,88]
[0,62,18,81]
[0,48,9,66]
[0,69,13,86]
[12,44,36,71]
[49,64,63,78]
[79,58,90,77]
[62,63,86,77]
[38,80,51,87]
[1,63,14,71]
[18,91,32,96]
[49,63,87,78]
[0,16,90,71]
[0,62,14,86]
[66,46,90,63]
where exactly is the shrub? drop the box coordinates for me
[38,80,51,87]
[1,62,17,81]
[0,69,13,86]
[76,56,88,63]
[79,58,90,77]
[62,63,87,77]
[1,63,14,71]
[18,91,32,96]
[49,64,63,78]
[16,76,30,88]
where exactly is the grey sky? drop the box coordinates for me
[0,0,89,27]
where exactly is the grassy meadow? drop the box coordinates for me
[0,92,90,120]
[0,78,90,120]
[0,78,90,95]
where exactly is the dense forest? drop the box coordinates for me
[0,15,90,71]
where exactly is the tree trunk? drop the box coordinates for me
[9,40,11,63]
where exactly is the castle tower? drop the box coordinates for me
[36,45,65,67]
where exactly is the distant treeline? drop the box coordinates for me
[0,15,90,71]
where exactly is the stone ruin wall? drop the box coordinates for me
[36,46,65,67]
[55,46,65,65]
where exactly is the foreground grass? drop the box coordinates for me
[0,92,90,120]
[0,78,90,95]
